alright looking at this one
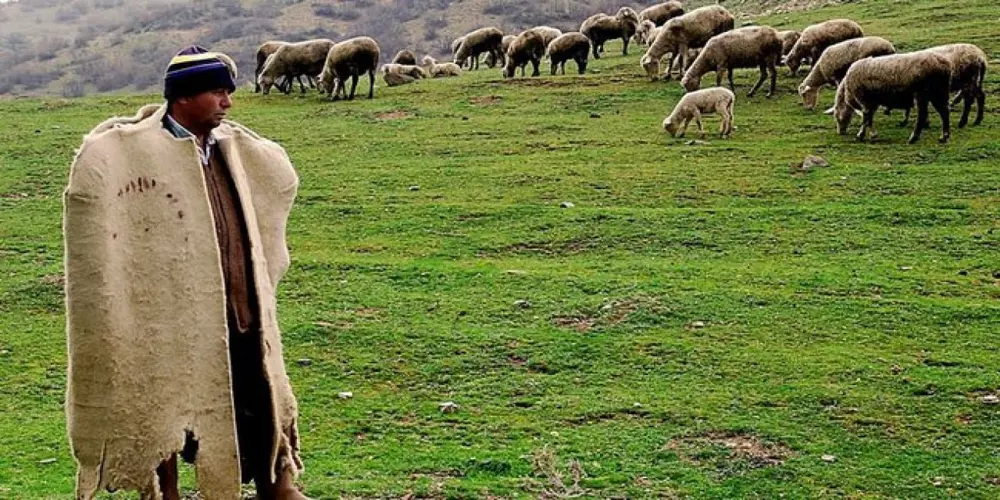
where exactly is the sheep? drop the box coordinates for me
[635,20,657,46]
[827,50,951,144]
[785,19,863,75]
[546,32,591,75]
[639,1,684,26]
[663,87,736,138]
[529,26,563,51]
[778,30,800,61]
[420,55,462,78]
[485,35,516,68]
[454,27,504,70]
[798,36,896,110]
[258,38,335,95]
[925,43,988,127]
[318,36,380,101]
[391,49,417,65]
[254,41,286,93]
[640,5,735,81]
[451,36,470,67]
[380,63,427,87]
[503,30,546,78]
[680,26,782,97]
[580,7,640,59]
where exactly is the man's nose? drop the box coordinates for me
[220,93,232,108]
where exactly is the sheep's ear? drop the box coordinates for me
[823,107,836,115]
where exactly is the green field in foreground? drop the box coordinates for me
[2,0,1000,497]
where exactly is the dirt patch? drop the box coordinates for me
[667,432,795,468]
[552,296,660,333]
[375,111,411,120]
[41,274,65,287]
[470,95,502,106]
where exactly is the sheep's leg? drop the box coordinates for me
[958,92,973,128]
[693,110,705,139]
[298,75,308,94]
[866,110,879,141]
[531,58,540,77]
[909,97,930,144]
[931,94,951,143]
[766,61,777,97]
[951,91,963,107]
[974,87,985,125]
[622,35,629,56]
[348,74,359,100]
[551,60,558,76]
[592,42,601,60]
[715,70,722,88]
[748,64,766,97]
[678,117,690,138]
[368,69,375,99]
[726,101,735,137]
[718,105,729,138]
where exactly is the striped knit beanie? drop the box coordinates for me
[163,46,237,101]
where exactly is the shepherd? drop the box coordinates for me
[63,46,309,499]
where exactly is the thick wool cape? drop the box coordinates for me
[64,104,301,499]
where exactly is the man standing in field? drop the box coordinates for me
[63,46,308,500]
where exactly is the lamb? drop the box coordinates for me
[785,19,863,75]
[420,55,462,78]
[680,26,782,97]
[662,87,736,138]
[798,36,896,110]
[380,63,427,87]
[485,35,516,68]
[925,43,988,127]
[641,5,734,81]
[454,27,505,70]
[318,36,380,101]
[546,32,591,75]
[639,1,684,26]
[503,30,546,78]
[254,41,286,93]
[258,38,335,95]
[827,50,951,144]
[777,30,800,60]
[391,49,417,65]
[580,7,640,59]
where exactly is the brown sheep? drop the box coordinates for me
[258,39,335,95]
[785,19,863,75]
[391,50,417,65]
[778,30,800,61]
[318,37,380,101]
[925,43,988,127]
[639,1,684,26]
[381,64,427,87]
[640,5,734,81]
[681,26,782,97]
[254,41,286,93]
[798,36,896,110]
[581,7,640,59]
[828,50,951,144]
[485,35,516,68]
[504,30,545,78]
[546,32,591,75]
[454,27,505,70]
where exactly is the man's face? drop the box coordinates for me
[177,88,232,130]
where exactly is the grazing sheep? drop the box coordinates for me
[827,50,951,144]
[798,36,896,110]
[318,37,380,101]
[485,34,516,68]
[639,1,684,26]
[546,32,591,75]
[681,26,782,97]
[635,20,657,46]
[785,19,863,75]
[641,5,735,81]
[381,63,427,87]
[504,30,546,78]
[420,55,462,78]
[529,26,563,50]
[451,36,470,67]
[454,27,505,70]
[581,7,640,59]
[778,30,800,60]
[254,41,287,93]
[258,38,335,95]
[925,43,988,127]
[391,49,417,65]
[663,87,736,138]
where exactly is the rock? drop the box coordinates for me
[408,185,420,191]
[439,401,460,413]
[992,270,1000,279]
[39,458,57,465]
[0,349,9,356]
[690,321,706,329]
[504,269,527,275]
[981,394,999,405]
[514,300,532,309]
[633,402,643,408]
[461,116,469,121]
[932,478,944,487]
[338,391,354,399]
[799,155,830,171]
[821,455,836,463]
[899,266,913,271]
[590,112,601,118]
[296,358,312,367]
[958,269,969,276]
[685,140,710,146]
[560,201,575,209]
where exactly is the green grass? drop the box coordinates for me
[2,0,1000,497]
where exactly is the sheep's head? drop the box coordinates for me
[616,7,640,25]
[318,67,335,94]
[663,116,679,137]
[641,54,660,80]
[798,84,820,110]
[825,94,855,135]
[680,73,699,92]
[258,73,276,95]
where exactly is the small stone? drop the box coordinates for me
[821,455,836,463]
[685,140,710,146]
[932,478,944,487]
[589,112,601,118]
[981,394,999,405]
[461,116,469,121]
[39,458,57,465]
[992,270,1000,279]
[408,185,420,191]
[338,391,353,399]
[514,300,532,309]
[439,401,460,413]
[504,269,527,275]
[690,321,706,329]
[633,402,643,408]
[296,358,312,367]
[958,269,968,276]
[560,201,575,209]
[900,266,913,271]
[0,349,9,356]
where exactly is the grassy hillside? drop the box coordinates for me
[2,0,1000,497]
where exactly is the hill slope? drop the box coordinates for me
[2,0,1000,498]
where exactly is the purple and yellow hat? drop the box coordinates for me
[163,46,237,100]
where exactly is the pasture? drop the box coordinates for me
[1,0,999,497]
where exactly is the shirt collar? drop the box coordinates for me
[164,113,217,166]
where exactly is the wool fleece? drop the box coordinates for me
[63,104,302,499]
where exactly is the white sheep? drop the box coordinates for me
[663,87,736,139]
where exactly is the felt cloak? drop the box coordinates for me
[63,104,301,499]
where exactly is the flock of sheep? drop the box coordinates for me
[250,1,988,144]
